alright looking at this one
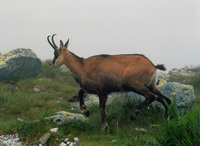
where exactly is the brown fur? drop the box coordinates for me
[47,35,172,130]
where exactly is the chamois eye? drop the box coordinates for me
[54,51,59,57]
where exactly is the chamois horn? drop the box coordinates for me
[47,35,55,49]
[47,34,58,49]
[52,34,58,49]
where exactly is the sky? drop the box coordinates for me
[0,0,200,71]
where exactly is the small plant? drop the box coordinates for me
[154,98,200,145]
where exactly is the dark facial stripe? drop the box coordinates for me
[52,51,59,64]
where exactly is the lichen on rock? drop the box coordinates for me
[157,80,195,112]
[38,133,50,144]
[45,111,93,123]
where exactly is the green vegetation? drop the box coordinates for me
[154,98,200,145]
[0,61,200,145]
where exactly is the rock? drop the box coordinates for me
[60,142,67,146]
[64,138,69,143]
[74,137,79,143]
[112,139,117,143]
[0,48,41,81]
[168,68,197,77]
[85,94,120,105]
[69,142,76,146]
[13,137,20,142]
[32,87,40,92]
[84,80,195,112]
[59,64,69,73]
[45,111,93,123]
[135,128,147,132]
[38,133,50,144]
[157,80,195,112]
[0,133,23,146]
[50,128,59,133]
[17,118,24,122]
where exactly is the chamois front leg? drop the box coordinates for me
[98,93,108,130]
[79,89,90,117]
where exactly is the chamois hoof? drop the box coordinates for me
[130,109,140,121]
[100,122,108,131]
[82,110,90,117]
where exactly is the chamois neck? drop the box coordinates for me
[63,49,84,77]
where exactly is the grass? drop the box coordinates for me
[154,99,200,145]
[0,61,200,145]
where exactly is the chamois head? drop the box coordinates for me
[47,34,69,68]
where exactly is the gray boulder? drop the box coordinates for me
[157,80,195,112]
[85,80,195,112]
[45,111,93,123]
[0,48,41,81]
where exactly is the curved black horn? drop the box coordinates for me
[52,34,58,49]
[47,35,55,49]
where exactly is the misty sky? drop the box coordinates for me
[1,0,200,71]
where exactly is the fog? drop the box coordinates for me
[1,0,200,71]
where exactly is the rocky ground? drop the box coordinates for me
[0,133,79,146]
[0,133,23,146]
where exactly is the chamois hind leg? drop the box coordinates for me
[98,93,108,130]
[150,86,172,118]
[79,89,90,117]
[130,85,157,121]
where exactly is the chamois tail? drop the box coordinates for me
[155,64,166,71]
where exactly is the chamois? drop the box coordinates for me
[47,34,172,130]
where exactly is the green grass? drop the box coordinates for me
[0,62,200,145]
[154,99,200,145]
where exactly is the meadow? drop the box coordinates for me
[0,60,200,145]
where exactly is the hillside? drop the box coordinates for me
[0,60,200,145]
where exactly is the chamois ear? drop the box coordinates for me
[64,39,69,49]
[60,40,64,51]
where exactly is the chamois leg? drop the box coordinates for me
[79,89,90,117]
[150,87,172,118]
[98,93,108,130]
[130,86,157,121]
